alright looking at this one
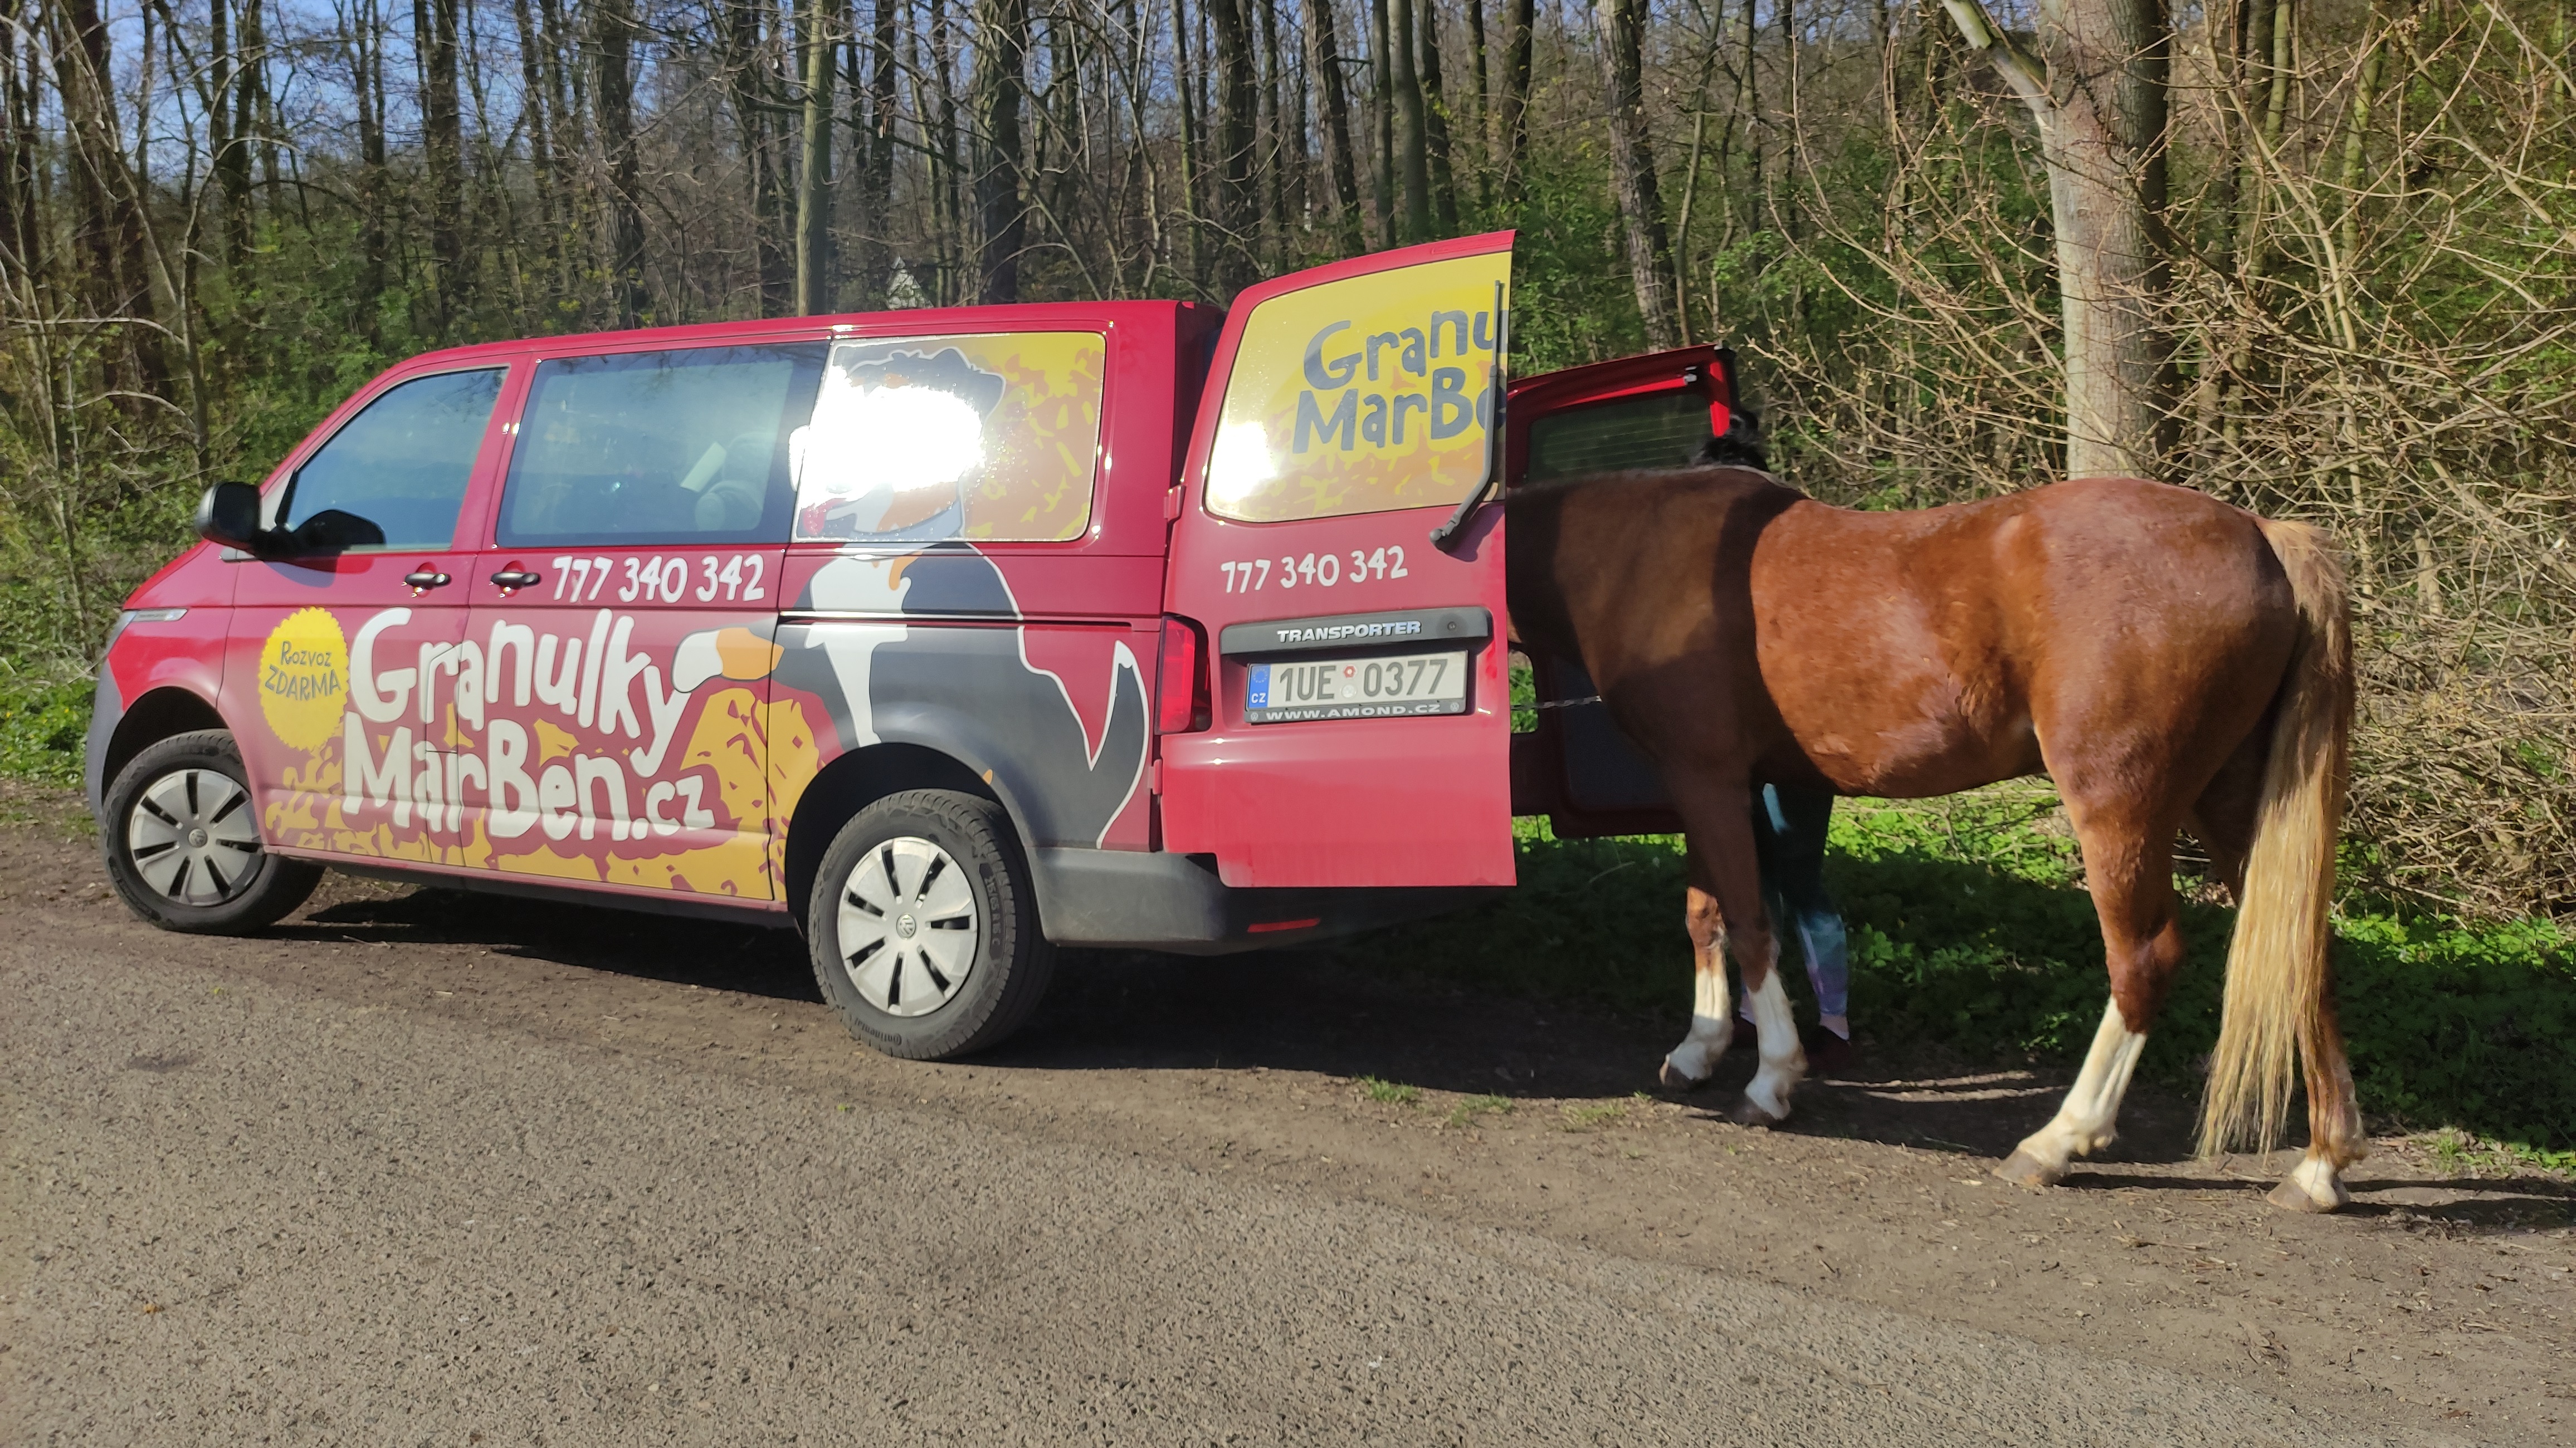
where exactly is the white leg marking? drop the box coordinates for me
[2009,1000,2148,1173]
[1664,961,1734,1084]
[2281,1152,2351,1211]
[1739,957,1805,1121]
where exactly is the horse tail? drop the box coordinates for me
[2197,518,2357,1160]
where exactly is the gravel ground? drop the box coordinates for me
[3,782,2566,1444]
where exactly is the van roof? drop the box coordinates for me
[396,299,1209,368]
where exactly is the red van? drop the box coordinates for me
[87,234,1730,1060]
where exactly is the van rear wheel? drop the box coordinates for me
[806,789,1054,1061]
[103,729,322,935]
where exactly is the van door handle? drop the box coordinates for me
[403,569,453,593]
[489,568,543,591]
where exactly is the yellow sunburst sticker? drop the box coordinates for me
[258,607,348,751]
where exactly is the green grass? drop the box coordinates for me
[1339,784,2576,1165]
[1358,1075,1422,1105]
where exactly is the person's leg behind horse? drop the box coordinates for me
[1755,783,1851,1050]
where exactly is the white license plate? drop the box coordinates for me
[1245,651,1470,723]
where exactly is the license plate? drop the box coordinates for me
[1245,650,1470,723]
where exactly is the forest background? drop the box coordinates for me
[1,0,2572,924]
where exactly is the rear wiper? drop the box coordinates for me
[1428,281,1510,555]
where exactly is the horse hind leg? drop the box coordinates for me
[1997,806,2187,1188]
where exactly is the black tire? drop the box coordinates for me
[806,789,1055,1061]
[101,728,323,935]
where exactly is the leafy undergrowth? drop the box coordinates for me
[1339,784,2576,1166]
[0,670,89,789]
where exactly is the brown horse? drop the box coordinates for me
[1505,468,2364,1212]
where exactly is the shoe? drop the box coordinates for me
[1801,1024,1857,1075]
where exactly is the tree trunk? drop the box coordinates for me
[1208,0,1259,290]
[718,0,789,315]
[1390,0,1428,241]
[208,0,251,262]
[1494,0,1533,202]
[55,0,169,400]
[1595,0,1680,349]
[1307,0,1365,253]
[1416,0,1458,233]
[1258,0,1287,262]
[418,0,465,328]
[1369,0,1395,245]
[972,0,1028,303]
[1943,0,2174,478]
[594,0,650,327]
[863,0,896,305]
[1463,0,1489,211]
[1170,0,1205,282]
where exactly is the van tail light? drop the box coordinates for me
[1158,615,1212,733]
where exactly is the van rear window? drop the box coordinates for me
[1521,389,1713,485]
[499,344,827,548]
[789,332,1104,544]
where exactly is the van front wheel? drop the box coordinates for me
[806,789,1055,1061]
[103,729,322,934]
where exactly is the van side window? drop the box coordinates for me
[791,332,1103,544]
[1522,390,1712,485]
[498,344,827,547]
[275,368,504,552]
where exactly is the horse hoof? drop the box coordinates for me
[1728,1097,1785,1128]
[2265,1177,2345,1214]
[1658,1059,1712,1092]
[1993,1151,2065,1190]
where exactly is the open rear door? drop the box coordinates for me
[1503,345,1739,839]
[1158,233,1516,888]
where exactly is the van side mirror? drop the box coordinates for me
[194,482,265,552]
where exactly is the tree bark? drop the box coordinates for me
[1494,0,1533,202]
[718,0,790,315]
[862,0,897,305]
[972,0,1028,303]
[418,0,465,327]
[1170,0,1205,282]
[1369,0,1396,245]
[1416,0,1458,233]
[1595,0,1680,349]
[1390,0,1429,241]
[1943,0,2175,478]
[594,0,650,327]
[1463,0,1489,211]
[1307,0,1365,253]
[1207,0,1260,290]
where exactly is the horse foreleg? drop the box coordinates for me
[1996,1000,2149,1188]
[1662,786,1804,1122]
[1657,868,1735,1090]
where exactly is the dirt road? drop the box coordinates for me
[3,786,2566,1444]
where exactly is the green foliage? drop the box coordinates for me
[0,670,91,789]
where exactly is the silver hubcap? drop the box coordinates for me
[837,836,978,1017]
[127,768,262,906]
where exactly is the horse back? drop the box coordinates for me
[1754,477,2301,797]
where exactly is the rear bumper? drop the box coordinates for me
[1030,847,1493,955]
